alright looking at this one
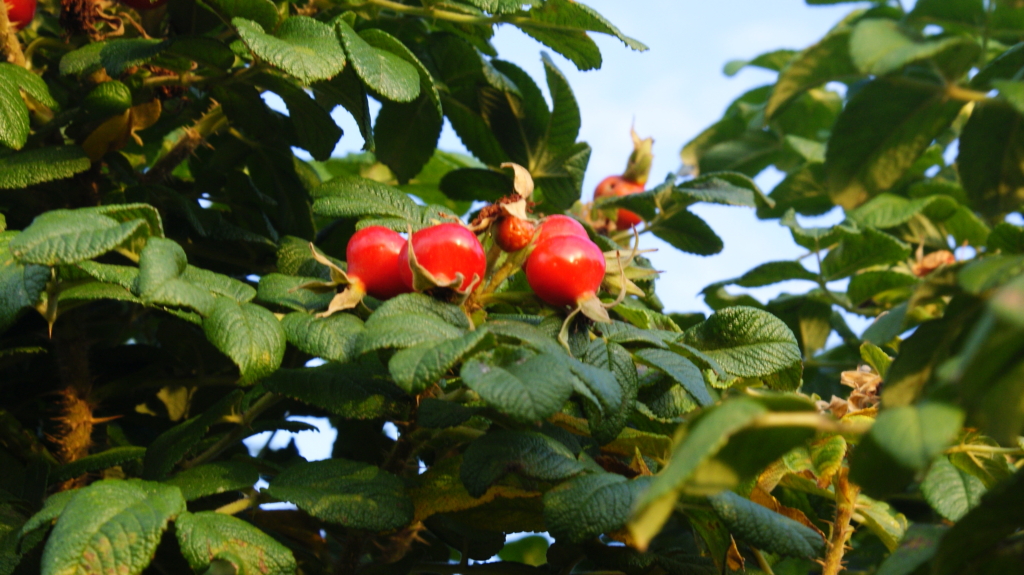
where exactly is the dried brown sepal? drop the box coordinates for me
[911,244,956,277]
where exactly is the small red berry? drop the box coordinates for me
[535,215,588,245]
[5,0,36,30]
[346,226,410,300]
[525,235,606,308]
[493,216,536,252]
[594,176,644,229]
[398,223,486,293]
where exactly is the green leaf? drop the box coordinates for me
[847,192,958,229]
[263,362,407,420]
[143,391,242,480]
[679,306,802,389]
[370,292,471,329]
[544,474,654,543]
[163,461,260,501]
[0,244,49,333]
[582,340,639,444]
[138,238,216,316]
[921,456,985,522]
[0,63,58,109]
[234,17,347,84]
[850,403,964,497]
[875,524,945,575]
[176,511,295,575]
[860,342,893,378]
[99,39,167,76]
[722,261,819,289]
[9,210,145,266]
[257,274,334,312]
[933,467,1024,575]
[358,313,464,354]
[708,490,824,558]
[958,100,1024,219]
[988,223,1024,254]
[630,398,768,546]
[909,0,985,26]
[0,70,30,149]
[258,75,342,162]
[633,349,712,407]
[824,77,965,209]
[945,205,990,248]
[208,0,278,31]
[847,270,917,307]
[40,479,186,575]
[336,19,420,103]
[203,299,286,385]
[389,329,494,393]
[312,175,419,220]
[650,209,723,256]
[266,459,412,531]
[517,28,601,72]
[725,49,797,76]
[460,347,575,423]
[51,447,146,484]
[314,67,374,151]
[758,163,832,219]
[19,490,77,539]
[820,226,912,281]
[364,29,442,183]
[527,0,646,52]
[766,28,858,118]
[281,312,363,363]
[849,19,979,78]
[460,430,587,498]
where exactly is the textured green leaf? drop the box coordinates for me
[389,329,494,393]
[359,313,464,354]
[263,362,406,420]
[460,347,575,423]
[634,349,712,407]
[281,312,363,363]
[0,63,57,109]
[234,17,346,84]
[758,163,832,219]
[91,203,165,240]
[209,0,278,31]
[9,211,144,266]
[19,490,78,539]
[921,456,984,522]
[820,227,912,281]
[988,223,1024,254]
[0,145,89,188]
[176,511,295,575]
[163,461,260,501]
[544,474,654,542]
[51,447,146,484]
[460,430,586,498]
[41,479,186,575]
[582,340,639,444]
[143,391,243,480]
[679,306,802,388]
[875,524,945,575]
[99,39,167,76]
[370,292,471,329]
[0,240,49,333]
[825,77,965,209]
[650,209,723,256]
[138,238,216,316]
[0,70,29,150]
[708,490,824,558]
[849,18,979,78]
[59,42,106,76]
[312,175,419,219]
[945,205,990,247]
[526,0,647,52]
[847,193,958,229]
[847,270,918,307]
[860,342,893,378]
[336,20,420,103]
[314,67,374,150]
[257,274,334,312]
[725,49,797,76]
[517,27,601,72]
[766,28,858,118]
[259,75,342,162]
[203,299,286,385]
[266,459,412,531]
[723,261,819,288]
[958,100,1024,219]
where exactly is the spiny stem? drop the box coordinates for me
[823,467,858,575]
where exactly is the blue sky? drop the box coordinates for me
[310,0,870,315]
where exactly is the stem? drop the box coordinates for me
[360,0,632,35]
[747,412,871,435]
[143,105,227,183]
[945,444,1024,456]
[822,467,858,575]
[752,548,775,575]
[946,84,990,102]
[181,392,281,469]
[214,493,258,515]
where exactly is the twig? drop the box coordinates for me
[181,392,281,469]
[822,467,858,575]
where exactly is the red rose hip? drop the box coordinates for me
[535,215,588,245]
[494,216,536,252]
[525,235,606,308]
[594,176,644,229]
[346,226,410,300]
[6,0,36,30]
[399,223,486,293]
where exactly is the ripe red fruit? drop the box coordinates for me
[118,0,168,10]
[525,235,606,308]
[346,226,410,300]
[399,223,486,293]
[494,216,536,252]
[6,0,37,30]
[535,215,588,245]
[594,176,644,229]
